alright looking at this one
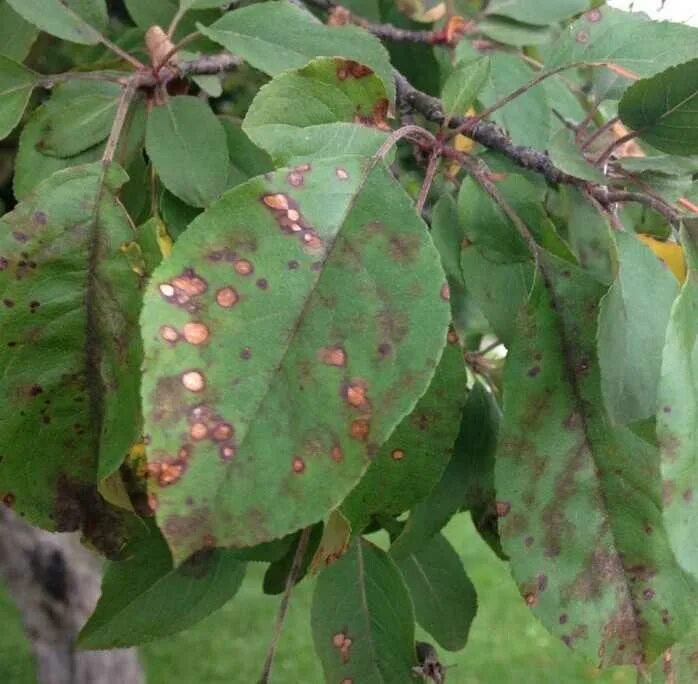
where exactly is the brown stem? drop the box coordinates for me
[595,131,639,166]
[417,151,440,215]
[581,116,619,151]
[258,527,312,684]
[102,80,137,166]
[373,124,437,163]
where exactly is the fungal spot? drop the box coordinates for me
[262,193,290,211]
[149,460,186,486]
[524,592,537,606]
[331,446,343,462]
[559,614,568,625]
[538,574,548,591]
[643,588,655,600]
[234,259,253,276]
[319,346,346,367]
[528,366,541,378]
[576,30,589,43]
[336,167,349,181]
[13,231,28,242]
[391,449,405,461]
[160,325,179,342]
[240,347,252,360]
[587,8,602,21]
[349,419,370,441]
[683,489,694,503]
[292,457,306,474]
[0,257,7,271]
[288,260,299,270]
[30,385,43,396]
[332,633,345,648]
[256,278,268,290]
[3,299,14,308]
[220,445,235,461]
[216,287,239,308]
[3,493,16,507]
[211,423,233,442]
[377,342,391,357]
[286,172,303,187]
[525,536,534,547]
[159,283,175,298]
[171,270,208,297]
[181,370,205,392]
[183,322,209,345]
[440,283,450,301]
[287,209,300,221]
[190,422,208,440]
[344,380,370,409]
[496,501,511,517]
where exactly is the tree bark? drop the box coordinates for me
[0,508,144,684]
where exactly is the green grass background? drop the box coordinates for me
[0,514,635,683]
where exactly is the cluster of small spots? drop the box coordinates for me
[160,322,210,345]
[181,370,206,392]
[332,631,353,664]
[292,456,306,474]
[261,191,325,255]
[216,286,239,308]
[391,448,405,461]
[286,162,312,188]
[336,59,373,80]
[187,404,236,461]
[159,269,208,311]
[335,167,349,181]
[319,345,347,367]
[148,457,187,487]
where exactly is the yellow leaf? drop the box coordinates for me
[637,234,687,283]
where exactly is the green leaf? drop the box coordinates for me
[79,525,246,648]
[598,231,679,425]
[619,59,698,156]
[6,0,107,45]
[220,118,273,189]
[478,17,552,47]
[311,538,416,683]
[441,57,490,123]
[340,342,467,534]
[140,156,450,561]
[0,55,37,140]
[146,96,229,208]
[549,128,607,183]
[496,252,696,666]
[618,155,698,177]
[548,7,698,83]
[479,53,550,150]
[198,0,395,102]
[658,221,698,581]
[262,524,323,594]
[393,533,477,652]
[181,0,226,9]
[486,0,590,26]
[0,164,143,539]
[40,93,119,158]
[391,382,500,559]
[243,57,390,165]
[0,1,39,62]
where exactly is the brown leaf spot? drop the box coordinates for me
[528,366,541,378]
[160,325,179,342]
[643,588,655,600]
[211,423,233,442]
[440,283,450,301]
[262,193,290,211]
[495,501,511,517]
[240,347,252,360]
[3,492,16,507]
[286,172,304,187]
[256,278,268,290]
[377,342,392,357]
[159,283,175,298]
[190,422,208,440]
[559,614,568,624]
[13,231,28,242]
[234,259,253,276]
[349,419,370,441]
[171,270,208,297]
[336,60,373,80]
[220,445,235,461]
[149,459,186,486]
[181,370,205,392]
[336,167,349,181]
[524,592,537,606]
[182,322,209,345]
[332,632,345,648]
[216,286,239,308]
[292,457,305,474]
[319,346,347,367]
[288,260,299,270]
[587,8,602,21]
[344,379,370,409]
[576,30,590,44]
[331,446,343,462]
[389,233,421,263]
[3,299,14,308]
[538,574,548,591]
[391,449,405,461]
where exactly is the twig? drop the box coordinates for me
[258,527,312,684]
[155,32,203,72]
[581,116,619,151]
[595,130,640,166]
[373,125,437,162]
[417,151,440,215]
[102,80,137,166]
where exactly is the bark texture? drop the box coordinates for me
[0,507,144,684]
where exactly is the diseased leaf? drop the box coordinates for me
[311,538,416,683]
[496,252,696,667]
[391,382,500,559]
[650,628,698,683]
[79,524,246,648]
[340,342,467,534]
[598,231,679,425]
[393,533,477,652]
[486,0,590,26]
[0,1,39,62]
[441,57,490,123]
[619,59,698,156]
[198,0,395,102]
[6,0,107,45]
[658,221,698,580]
[140,156,450,561]
[0,55,37,141]
[146,95,229,208]
[243,57,390,165]
[0,164,143,548]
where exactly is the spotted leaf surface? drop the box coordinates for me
[243,57,390,165]
[340,341,467,534]
[311,538,416,683]
[141,156,450,561]
[496,253,697,667]
[659,221,698,581]
[0,164,143,539]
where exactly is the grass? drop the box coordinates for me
[0,514,635,683]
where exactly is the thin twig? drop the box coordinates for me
[155,31,203,72]
[167,6,187,38]
[258,527,312,684]
[417,151,440,215]
[38,71,128,88]
[102,80,137,166]
[595,130,640,166]
[99,35,145,70]
[373,125,437,162]
[581,116,619,151]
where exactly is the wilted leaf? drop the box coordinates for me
[140,156,450,561]
[198,0,395,102]
[311,538,416,683]
[0,164,143,546]
[598,231,679,425]
[393,532,476,652]
[146,95,229,208]
[496,252,696,666]
[79,524,246,648]
[243,57,390,165]
[340,342,467,533]
[0,55,37,140]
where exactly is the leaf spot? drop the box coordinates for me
[496,501,511,517]
[220,445,235,461]
[234,259,254,276]
[528,366,541,378]
[292,457,305,474]
[335,167,349,181]
[331,446,343,462]
[262,193,290,211]
[391,449,405,461]
[256,278,269,290]
[160,325,180,343]
[349,419,370,441]
[240,347,252,360]
[344,379,370,409]
[216,287,239,308]
[319,346,347,367]
[181,370,205,392]
[440,283,450,301]
[190,422,208,440]
[3,493,16,507]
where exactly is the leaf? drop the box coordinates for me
[0,1,39,62]
[479,53,550,150]
[6,0,107,45]
[0,55,37,140]
[619,59,698,156]
[391,381,500,559]
[549,128,607,184]
[486,0,590,26]
[262,523,323,594]
[598,231,679,425]
[311,538,416,683]
[658,221,698,581]
[79,525,246,648]
[243,57,390,165]
[181,0,224,9]
[441,57,490,123]
[478,16,552,47]
[220,117,273,188]
[496,252,696,666]
[618,155,698,177]
[146,95,229,208]
[548,7,698,84]
[40,93,119,158]
[198,0,395,102]
[140,156,450,561]
[650,628,698,683]
[393,533,477,652]
[0,164,143,545]
[340,342,467,534]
